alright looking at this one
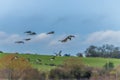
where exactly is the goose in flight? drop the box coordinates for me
[67,35,75,38]
[15,41,24,44]
[28,32,37,35]
[24,31,32,34]
[47,31,55,34]
[66,35,75,40]
[24,38,31,41]
[24,31,37,35]
[59,35,75,43]
[59,38,68,43]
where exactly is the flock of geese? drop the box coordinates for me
[15,31,75,44]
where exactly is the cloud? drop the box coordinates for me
[49,38,63,46]
[31,33,51,43]
[0,31,7,39]
[0,31,23,45]
[85,30,120,45]
[4,34,22,44]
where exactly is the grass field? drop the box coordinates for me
[1,53,120,71]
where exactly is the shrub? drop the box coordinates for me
[70,64,92,79]
[20,68,46,80]
[64,54,71,57]
[49,64,56,66]
[103,62,114,71]
[76,53,83,57]
[49,58,92,80]
[49,67,71,80]
[0,54,45,80]
[0,51,3,53]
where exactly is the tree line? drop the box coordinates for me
[84,44,120,58]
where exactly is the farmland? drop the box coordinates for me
[0,53,120,71]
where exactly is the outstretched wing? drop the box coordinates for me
[47,31,55,34]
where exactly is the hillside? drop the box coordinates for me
[0,53,120,71]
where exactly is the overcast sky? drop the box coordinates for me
[1,0,120,55]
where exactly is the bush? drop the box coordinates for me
[0,54,46,80]
[64,54,71,57]
[70,66,91,79]
[0,51,3,53]
[20,68,46,80]
[76,53,83,57]
[49,58,92,80]
[103,62,114,71]
[49,67,71,80]
[49,64,56,66]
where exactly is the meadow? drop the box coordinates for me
[1,53,120,71]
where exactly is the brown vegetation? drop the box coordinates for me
[49,58,92,80]
[0,54,45,80]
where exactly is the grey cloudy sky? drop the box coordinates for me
[0,0,120,55]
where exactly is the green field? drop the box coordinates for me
[1,53,120,71]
